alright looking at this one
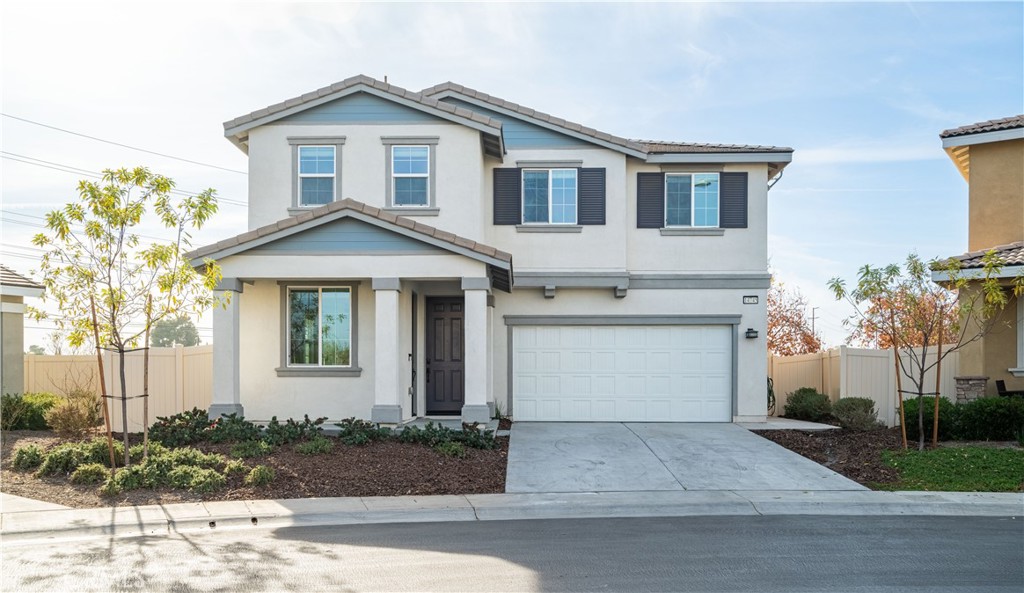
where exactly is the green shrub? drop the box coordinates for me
[208,413,263,444]
[295,436,333,455]
[244,465,274,486]
[12,444,44,470]
[957,397,1024,441]
[44,391,103,439]
[263,415,326,446]
[111,465,149,491]
[149,408,211,447]
[395,421,497,450]
[128,441,168,464]
[434,441,466,458]
[84,436,124,467]
[71,463,109,484]
[36,442,90,476]
[223,459,248,476]
[2,392,61,431]
[335,418,390,446]
[833,397,881,431]
[167,466,226,493]
[902,397,958,442]
[783,388,832,422]
[230,440,272,459]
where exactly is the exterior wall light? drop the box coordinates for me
[745,328,759,339]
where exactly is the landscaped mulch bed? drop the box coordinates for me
[1,430,508,509]
[754,427,904,487]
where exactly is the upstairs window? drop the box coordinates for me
[298,146,336,206]
[391,146,430,206]
[665,173,719,227]
[522,168,577,224]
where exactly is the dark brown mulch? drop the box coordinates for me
[497,418,512,431]
[754,427,904,487]
[1,430,508,509]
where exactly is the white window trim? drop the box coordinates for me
[1011,296,1024,377]
[664,172,720,228]
[521,168,578,225]
[390,145,430,207]
[286,286,352,368]
[297,145,337,207]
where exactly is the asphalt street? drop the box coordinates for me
[3,515,1021,592]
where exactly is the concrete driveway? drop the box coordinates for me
[506,423,867,493]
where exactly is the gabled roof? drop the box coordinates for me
[187,198,513,292]
[0,264,44,297]
[223,75,504,157]
[421,81,793,169]
[940,115,1024,181]
[940,115,1024,139]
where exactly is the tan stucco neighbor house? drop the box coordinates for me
[1,264,44,395]
[934,115,1024,396]
[191,75,793,425]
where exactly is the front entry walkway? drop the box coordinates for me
[505,423,866,493]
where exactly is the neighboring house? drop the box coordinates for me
[1,264,44,395]
[935,115,1024,396]
[190,75,792,424]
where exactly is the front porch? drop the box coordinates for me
[189,199,513,425]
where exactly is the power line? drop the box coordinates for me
[1,152,248,207]
[2,113,247,175]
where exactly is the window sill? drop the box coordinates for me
[383,207,440,216]
[275,367,363,377]
[516,225,583,233]
[1009,368,1024,378]
[659,228,725,236]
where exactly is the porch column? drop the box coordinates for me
[486,295,495,418]
[371,278,402,423]
[210,279,243,418]
[462,277,491,424]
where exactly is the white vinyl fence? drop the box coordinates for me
[768,345,959,427]
[23,345,212,433]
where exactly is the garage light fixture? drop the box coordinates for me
[745,328,758,339]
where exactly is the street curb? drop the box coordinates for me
[2,490,1021,543]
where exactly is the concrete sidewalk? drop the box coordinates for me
[2,490,1021,544]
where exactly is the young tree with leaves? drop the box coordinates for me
[31,167,223,465]
[829,252,1023,450]
[767,281,823,356]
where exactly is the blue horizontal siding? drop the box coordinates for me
[278,92,444,124]
[441,98,588,149]
[251,218,445,254]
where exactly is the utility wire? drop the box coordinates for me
[1,152,248,207]
[1,113,247,175]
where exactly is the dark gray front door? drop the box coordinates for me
[426,297,464,415]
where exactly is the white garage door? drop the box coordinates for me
[512,325,732,422]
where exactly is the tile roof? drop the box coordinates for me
[0,264,43,290]
[636,140,793,154]
[940,115,1024,139]
[949,241,1024,269]
[420,81,650,155]
[186,198,513,265]
[223,75,504,134]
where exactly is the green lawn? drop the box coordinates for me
[879,447,1024,492]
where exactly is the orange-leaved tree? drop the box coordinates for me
[767,281,823,356]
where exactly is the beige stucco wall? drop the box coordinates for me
[1,303,26,395]
[968,139,1024,252]
[957,290,1022,396]
[247,122,486,238]
[626,161,770,273]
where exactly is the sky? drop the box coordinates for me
[2,1,1022,350]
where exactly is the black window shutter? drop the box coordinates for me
[719,172,748,229]
[636,172,665,228]
[493,168,521,225]
[577,168,606,225]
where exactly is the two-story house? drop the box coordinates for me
[189,75,793,425]
[935,115,1024,396]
